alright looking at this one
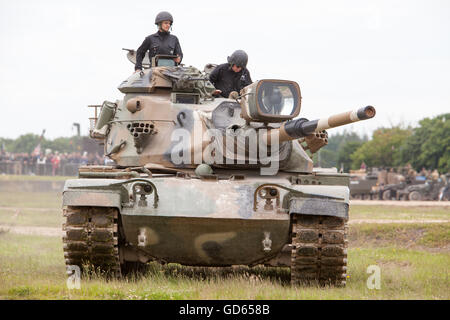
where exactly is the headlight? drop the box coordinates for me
[240,79,301,122]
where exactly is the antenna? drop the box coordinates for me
[72,123,80,137]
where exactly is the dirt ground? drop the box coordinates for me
[350,200,450,206]
[349,219,449,224]
[0,225,62,237]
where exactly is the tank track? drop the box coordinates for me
[62,206,121,277]
[291,214,348,286]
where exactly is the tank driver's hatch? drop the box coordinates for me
[123,48,151,68]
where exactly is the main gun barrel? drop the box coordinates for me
[264,106,376,144]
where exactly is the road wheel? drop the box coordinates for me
[382,190,391,200]
[409,191,422,201]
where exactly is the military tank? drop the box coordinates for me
[62,52,376,286]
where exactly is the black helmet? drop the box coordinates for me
[155,11,173,25]
[227,50,248,68]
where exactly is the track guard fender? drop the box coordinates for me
[63,190,122,209]
[62,178,126,209]
[288,197,349,220]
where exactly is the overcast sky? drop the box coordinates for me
[1,0,449,139]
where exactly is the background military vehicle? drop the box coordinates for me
[62,51,375,286]
[371,168,426,200]
[376,182,406,200]
[372,168,405,200]
[349,169,379,199]
[439,175,450,201]
[397,177,447,201]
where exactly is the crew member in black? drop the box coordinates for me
[135,11,183,72]
[209,50,252,98]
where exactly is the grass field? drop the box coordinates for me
[0,192,61,209]
[0,187,449,300]
[0,231,448,300]
[0,174,73,182]
[350,205,450,221]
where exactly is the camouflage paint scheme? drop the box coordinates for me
[63,58,373,268]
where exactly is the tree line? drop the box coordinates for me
[0,134,83,155]
[313,113,449,173]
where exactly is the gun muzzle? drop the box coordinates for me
[264,106,376,144]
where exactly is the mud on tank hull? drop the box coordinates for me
[62,173,349,268]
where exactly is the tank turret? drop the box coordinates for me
[91,64,375,174]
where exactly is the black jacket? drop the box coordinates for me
[135,31,183,70]
[209,63,253,98]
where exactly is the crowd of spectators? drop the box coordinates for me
[0,150,107,176]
